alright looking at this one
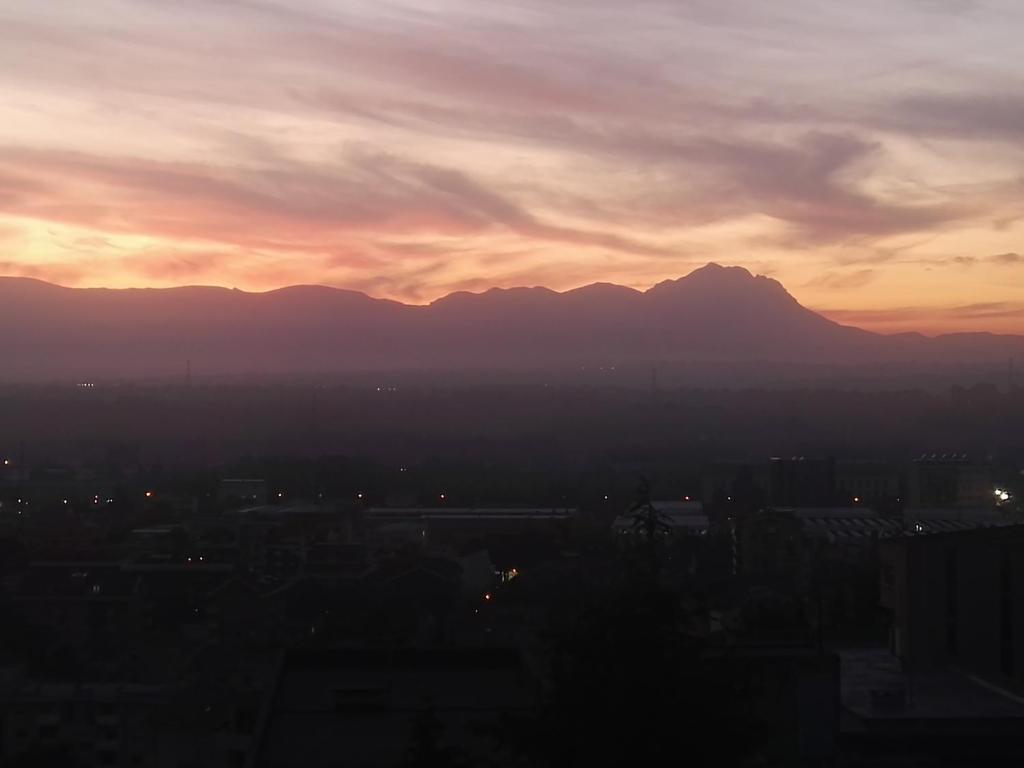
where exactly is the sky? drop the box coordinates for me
[0,0,1022,335]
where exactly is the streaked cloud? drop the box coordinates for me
[0,0,1022,332]
[822,301,1024,335]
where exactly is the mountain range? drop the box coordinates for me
[1,263,1020,381]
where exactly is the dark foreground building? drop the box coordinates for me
[879,525,1024,682]
[836,525,1024,766]
[251,648,536,768]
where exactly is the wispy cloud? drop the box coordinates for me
[821,301,1024,335]
[804,269,878,291]
[991,251,1022,264]
[0,0,1022,330]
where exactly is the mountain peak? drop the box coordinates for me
[690,262,751,279]
[645,263,790,299]
[0,268,1020,381]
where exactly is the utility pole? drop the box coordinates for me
[17,440,25,510]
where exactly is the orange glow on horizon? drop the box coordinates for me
[0,1,1022,337]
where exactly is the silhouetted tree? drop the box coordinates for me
[628,476,671,574]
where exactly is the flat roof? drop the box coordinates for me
[841,648,1024,721]
[229,505,336,516]
[366,507,576,519]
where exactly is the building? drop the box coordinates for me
[879,525,1024,683]
[0,673,169,768]
[364,506,577,547]
[3,558,236,659]
[770,457,837,507]
[0,651,273,768]
[839,647,1024,766]
[907,454,994,509]
[250,648,536,768]
[701,462,769,507]
[835,460,902,508]
[220,479,268,507]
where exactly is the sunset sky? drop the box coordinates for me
[1,0,1022,334]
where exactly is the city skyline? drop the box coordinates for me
[1,1,1023,334]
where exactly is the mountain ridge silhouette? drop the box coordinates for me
[0,263,1020,380]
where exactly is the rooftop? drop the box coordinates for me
[841,648,1024,722]
[366,507,577,520]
